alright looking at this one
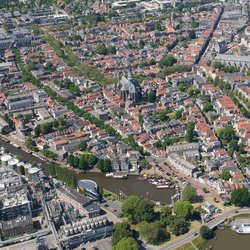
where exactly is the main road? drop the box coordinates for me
[147,207,250,250]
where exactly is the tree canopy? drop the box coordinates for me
[147,90,157,103]
[121,196,155,223]
[185,122,196,143]
[219,170,231,181]
[113,237,138,250]
[182,186,199,203]
[169,216,189,236]
[231,188,250,207]
[173,201,193,220]
[112,222,133,246]
[200,225,213,240]
[160,206,174,226]
[159,55,177,68]
[138,221,170,245]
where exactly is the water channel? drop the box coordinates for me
[0,138,175,204]
[205,228,250,250]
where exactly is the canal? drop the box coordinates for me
[0,138,175,204]
[205,228,250,250]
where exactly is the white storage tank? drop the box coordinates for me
[24,163,32,176]
[8,159,19,170]
[1,154,12,168]
[17,161,25,175]
[27,167,40,182]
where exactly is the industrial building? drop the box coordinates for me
[56,185,101,218]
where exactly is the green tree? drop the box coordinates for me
[96,159,112,172]
[25,137,38,152]
[182,186,199,203]
[160,206,173,226]
[113,237,138,250]
[213,61,223,69]
[73,156,80,168]
[155,21,163,31]
[231,188,250,207]
[147,90,156,103]
[216,126,235,142]
[185,122,195,143]
[203,102,213,113]
[170,217,189,236]
[158,110,169,121]
[77,141,87,151]
[191,21,199,28]
[139,159,149,169]
[220,170,231,181]
[138,114,143,125]
[112,222,133,246]
[79,155,89,170]
[34,126,41,137]
[67,154,75,166]
[187,87,200,98]
[138,39,145,49]
[138,221,170,245]
[159,55,177,68]
[173,201,193,220]
[200,225,212,240]
[133,198,155,223]
[95,44,107,55]
[121,195,140,222]
[107,45,116,54]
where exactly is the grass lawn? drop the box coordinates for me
[175,242,195,250]
[174,236,207,250]
[103,188,118,200]
[192,236,207,249]
[232,213,250,219]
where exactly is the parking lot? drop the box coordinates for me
[76,237,112,250]
[102,199,122,217]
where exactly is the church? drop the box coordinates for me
[119,66,141,103]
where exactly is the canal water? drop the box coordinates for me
[0,139,175,204]
[205,228,250,250]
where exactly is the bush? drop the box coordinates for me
[200,225,212,239]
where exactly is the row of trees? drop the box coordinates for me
[186,122,196,143]
[213,61,239,73]
[97,159,112,173]
[25,137,38,152]
[157,64,191,78]
[44,35,110,85]
[48,163,77,188]
[42,149,57,160]
[67,154,98,170]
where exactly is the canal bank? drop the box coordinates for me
[0,138,175,204]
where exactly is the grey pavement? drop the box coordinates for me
[76,237,112,250]
[0,240,36,250]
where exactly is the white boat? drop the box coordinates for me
[113,173,128,179]
[105,173,113,177]
[156,185,170,189]
[234,223,250,234]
